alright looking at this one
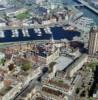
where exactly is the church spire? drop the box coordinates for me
[50,34,55,52]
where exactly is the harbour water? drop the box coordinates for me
[66,0,98,25]
[0,0,98,43]
[0,27,80,43]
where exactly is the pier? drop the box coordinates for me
[0,20,68,31]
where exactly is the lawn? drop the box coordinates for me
[16,11,31,20]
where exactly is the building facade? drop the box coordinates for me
[67,54,88,77]
[88,27,98,56]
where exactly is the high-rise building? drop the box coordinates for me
[88,27,98,56]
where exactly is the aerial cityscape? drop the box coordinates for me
[0,0,98,100]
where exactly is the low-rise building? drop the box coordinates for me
[0,20,6,27]
[6,8,27,17]
[49,56,73,78]
[67,54,88,77]
[41,71,82,100]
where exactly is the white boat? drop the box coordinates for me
[37,29,42,36]
[81,17,93,21]
[44,28,48,34]
[0,31,5,38]
[22,29,30,37]
[63,26,75,31]
[80,17,94,23]
[12,29,19,37]
[34,28,42,36]
[46,27,52,34]
[34,28,38,33]
[44,27,52,34]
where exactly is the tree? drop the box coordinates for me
[88,62,98,72]
[75,88,80,94]
[8,63,15,71]
[58,80,63,83]
[21,62,32,71]
[0,58,5,66]
[48,62,56,73]
[89,97,93,100]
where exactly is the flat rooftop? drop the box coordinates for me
[42,86,64,97]
[48,79,70,90]
[54,56,73,71]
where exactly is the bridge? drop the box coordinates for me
[72,4,84,7]
[76,0,98,14]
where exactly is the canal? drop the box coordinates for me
[64,0,98,25]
